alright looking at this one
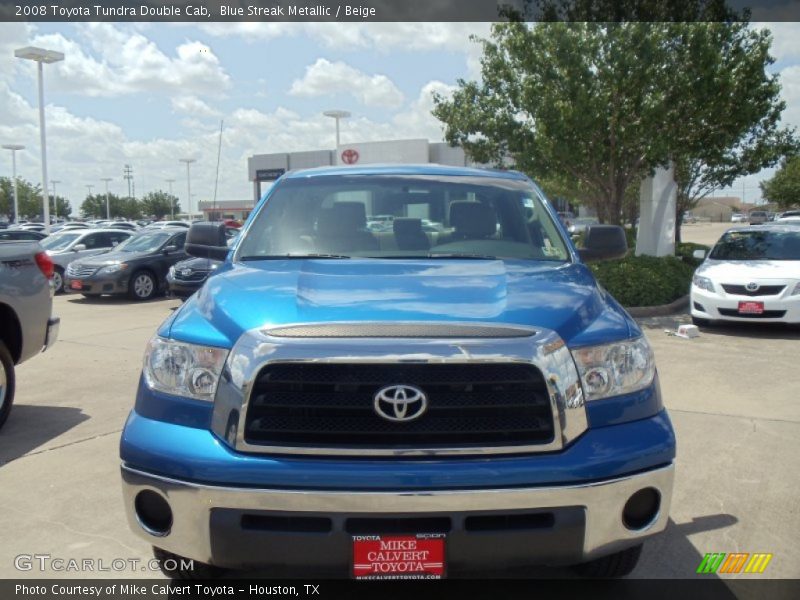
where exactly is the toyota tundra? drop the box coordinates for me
[120,165,676,579]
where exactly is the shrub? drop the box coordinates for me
[676,242,711,266]
[589,255,695,307]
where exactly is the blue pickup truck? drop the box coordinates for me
[120,165,675,579]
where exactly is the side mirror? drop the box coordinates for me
[186,222,229,261]
[693,249,706,260]
[163,245,178,254]
[578,225,627,262]
[73,244,87,252]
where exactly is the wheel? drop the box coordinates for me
[573,544,643,578]
[129,271,157,301]
[0,341,16,430]
[152,547,225,580]
[52,267,64,294]
[691,316,712,327]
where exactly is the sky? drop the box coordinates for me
[1,21,800,216]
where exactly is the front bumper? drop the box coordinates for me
[63,272,128,295]
[691,285,800,323]
[121,461,674,571]
[166,274,204,298]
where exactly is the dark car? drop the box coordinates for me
[166,257,220,299]
[166,228,239,299]
[63,228,188,300]
[0,230,47,241]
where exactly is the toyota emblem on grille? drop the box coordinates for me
[374,385,428,422]
[745,282,760,292]
[181,269,193,277]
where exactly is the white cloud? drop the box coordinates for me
[196,22,491,53]
[289,58,404,108]
[171,95,220,118]
[755,22,800,62]
[16,24,231,98]
[391,80,455,140]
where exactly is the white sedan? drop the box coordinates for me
[690,224,800,325]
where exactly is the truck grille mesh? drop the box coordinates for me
[244,363,554,449]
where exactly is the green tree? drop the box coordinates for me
[433,20,795,227]
[0,177,47,220]
[50,195,72,220]
[760,155,800,209]
[80,193,141,219]
[140,190,180,220]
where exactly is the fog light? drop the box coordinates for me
[622,487,660,530]
[134,490,172,536]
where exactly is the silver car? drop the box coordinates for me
[41,228,133,293]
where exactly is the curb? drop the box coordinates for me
[625,295,690,318]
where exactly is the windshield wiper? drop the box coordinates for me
[426,253,498,259]
[239,253,352,260]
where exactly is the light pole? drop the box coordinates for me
[323,110,351,152]
[50,179,60,220]
[15,46,64,234]
[165,178,176,219]
[101,178,112,220]
[1,144,25,224]
[179,158,196,219]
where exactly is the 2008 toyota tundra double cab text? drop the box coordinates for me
[120,165,675,579]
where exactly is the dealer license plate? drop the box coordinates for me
[738,301,764,314]
[353,534,445,579]
[69,280,83,290]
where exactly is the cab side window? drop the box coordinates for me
[82,233,107,249]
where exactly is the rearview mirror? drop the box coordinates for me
[73,244,86,252]
[163,245,178,254]
[186,222,229,261]
[692,249,706,260]
[578,225,627,262]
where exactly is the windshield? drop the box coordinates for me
[41,232,81,251]
[709,229,800,260]
[237,175,569,261]
[115,232,171,253]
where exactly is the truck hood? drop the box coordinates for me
[166,259,635,348]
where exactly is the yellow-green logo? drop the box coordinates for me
[696,553,773,574]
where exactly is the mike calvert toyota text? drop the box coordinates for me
[120,165,676,579]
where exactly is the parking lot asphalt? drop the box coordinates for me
[0,228,797,581]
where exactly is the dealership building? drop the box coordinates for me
[246,138,479,205]
[202,139,566,222]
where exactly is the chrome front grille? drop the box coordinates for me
[211,322,588,457]
[721,284,786,297]
[174,269,210,282]
[67,264,99,278]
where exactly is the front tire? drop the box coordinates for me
[573,544,643,578]
[152,547,225,580]
[129,271,157,301]
[52,267,64,294]
[0,341,16,430]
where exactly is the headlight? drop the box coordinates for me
[571,337,655,401]
[168,265,176,277]
[98,262,128,274]
[692,274,715,293]
[792,282,800,296]
[143,337,229,402]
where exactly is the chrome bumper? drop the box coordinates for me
[121,462,674,566]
